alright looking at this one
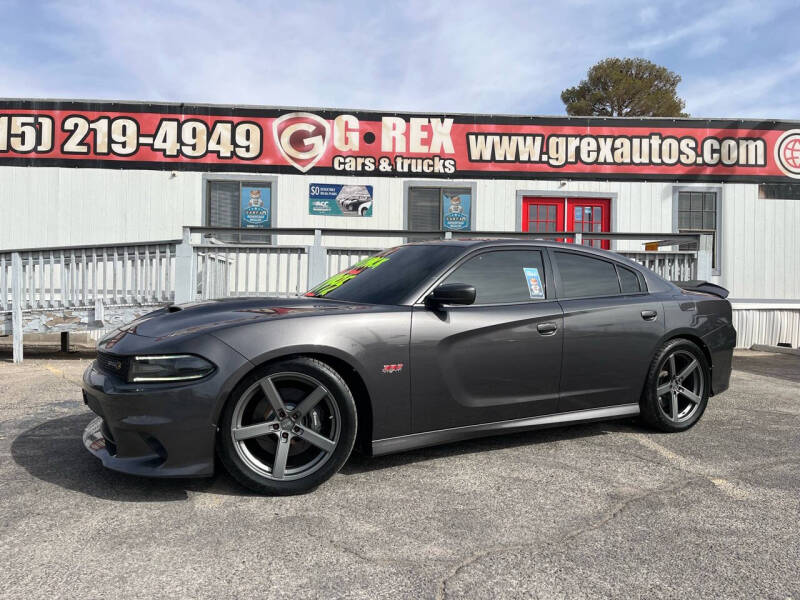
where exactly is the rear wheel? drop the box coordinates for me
[640,339,709,432]
[218,357,357,495]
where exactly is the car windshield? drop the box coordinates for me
[304,244,463,305]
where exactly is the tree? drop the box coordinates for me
[561,58,688,117]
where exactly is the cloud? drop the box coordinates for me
[629,1,764,53]
[638,6,659,25]
[4,0,621,114]
[688,35,725,58]
[0,0,798,120]
[681,53,800,119]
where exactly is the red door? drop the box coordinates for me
[521,197,563,235]
[522,197,611,249]
[566,198,611,249]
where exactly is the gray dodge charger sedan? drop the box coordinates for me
[82,240,735,494]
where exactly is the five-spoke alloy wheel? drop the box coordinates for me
[641,339,710,432]
[655,349,705,424]
[218,358,357,495]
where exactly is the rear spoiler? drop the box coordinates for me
[672,280,729,299]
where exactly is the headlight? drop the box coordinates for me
[128,355,215,383]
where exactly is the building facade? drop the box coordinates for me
[1,99,799,347]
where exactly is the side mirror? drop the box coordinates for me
[426,283,476,308]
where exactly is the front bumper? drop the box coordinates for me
[81,334,252,478]
[83,414,173,475]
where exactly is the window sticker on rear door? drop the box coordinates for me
[523,267,545,299]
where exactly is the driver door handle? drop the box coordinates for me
[537,322,558,335]
[641,310,658,321]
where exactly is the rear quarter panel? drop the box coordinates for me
[661,291,735,395]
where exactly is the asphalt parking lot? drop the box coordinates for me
[1,350,798,599]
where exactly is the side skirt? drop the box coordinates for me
[371,403,640,456]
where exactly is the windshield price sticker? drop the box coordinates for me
[306,255,390,297]
[523,267,545,299]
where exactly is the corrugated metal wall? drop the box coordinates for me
[723,185,800,300]
[732,308,800,349]
[0,167,203,248]
[2,166,799,347]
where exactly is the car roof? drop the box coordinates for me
[405,238,676,295]
[409,238,622,260]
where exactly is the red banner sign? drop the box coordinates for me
[1,100,798,182]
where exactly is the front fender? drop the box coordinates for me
[209,309,413,440]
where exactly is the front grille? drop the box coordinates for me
[96,352,129,379]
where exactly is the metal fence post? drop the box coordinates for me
[174,227,196,304]
[696,234,713,281]
[307,229,328,289]
[11,252,23,363]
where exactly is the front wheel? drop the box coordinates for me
[218,357,357,495]
[640,339,709,432]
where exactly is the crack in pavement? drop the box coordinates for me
[326,540,405,569]
[433,476,703,600]
[431,415,796,599]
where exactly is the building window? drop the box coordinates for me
[206,180,273,243]
[676,190,718,270]
[526,203,558,232]
[407,187,472,232]
[678,191,716,231]
[759,183,800,199]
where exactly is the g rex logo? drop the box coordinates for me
[272,112,330,173]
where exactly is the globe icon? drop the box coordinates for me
[783,137,800,170]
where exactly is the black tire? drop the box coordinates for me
[218,357,357,495]
[640,338,710,432]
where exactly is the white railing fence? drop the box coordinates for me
[326,247,382,277]
[194,244,308,300]
[1,253,10,312]
[3,227,711,362]
[619,251,697,281]
[1,243,176,312]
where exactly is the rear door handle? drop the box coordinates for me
[641,310,658,321]
[537,322,558,335]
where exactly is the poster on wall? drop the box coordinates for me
[442,190,471,230]
[309,183,373,216]
[240,185,271,228]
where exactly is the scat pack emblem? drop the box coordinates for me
[382,363,404,374]
[272,112,330,173]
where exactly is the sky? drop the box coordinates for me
[1,0,798,119]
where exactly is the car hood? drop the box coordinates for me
[108,297,378,340]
